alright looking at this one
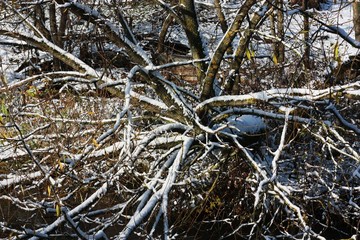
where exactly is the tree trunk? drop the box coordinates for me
[224,0,272,95]
[49,2,62,71]
[354,2,360,42]
[178,0,207,82]
[277,0,285,64]
[270,0,284,64]
[201,0,258,101]
[157,14,174,54]
[303,0,311,69]
[214,0,228,34]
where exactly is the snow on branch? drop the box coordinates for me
[68,141,125,160]
[0,71,117,102]
[212,108,314,125]
[131,123,190,160]
[0,7,124,97]
[0,170,44,189]
[0,30,97,75]
[63,0,153,66]
[196,81,360,112]
[322,25,360,49]
[196,92,268,112]
[296,7,360,49]
[119,137,194,239]
[14,112,116,125]
[26,182,109,240]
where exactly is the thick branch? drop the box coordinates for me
[201,0,257,101]
[178,0,207,81]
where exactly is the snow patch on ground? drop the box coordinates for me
[213,114,266,137]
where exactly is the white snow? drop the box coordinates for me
[0,171,43,189]
[213,114,266,137]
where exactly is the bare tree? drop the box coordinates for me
[0,1,359,239]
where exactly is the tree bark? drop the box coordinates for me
[214,0,232,55]
[178,0,207,82]
[303,0,311,69]
[354,2,360,41]
[201,0,258,101]
[214,0,228,34]
[276,0,285,64]
[157,14,174,54]
[225,1,272,95]
[49,3,62,71]
[34,4,51,40]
